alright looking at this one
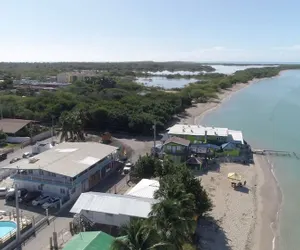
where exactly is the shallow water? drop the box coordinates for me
[137,76,198,89]
[201,70,300,250]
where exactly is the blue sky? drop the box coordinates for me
[1,0,300,62]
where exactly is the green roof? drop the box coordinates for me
[63,231,115,250]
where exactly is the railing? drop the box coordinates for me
[12,158,114,188]
[12,174,73,188]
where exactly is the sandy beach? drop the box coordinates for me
[197,155,280,250]
[117,77,282,250]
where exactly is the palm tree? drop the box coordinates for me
[149,190,196,250]
[59,110,87,142]
[111,219,169,250]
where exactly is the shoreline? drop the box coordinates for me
[182,74,283,250]
[118,72,285,250]
[179,74,283,125]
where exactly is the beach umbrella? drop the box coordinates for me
[227,172,242,181]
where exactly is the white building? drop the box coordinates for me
[70,192,157,227]
[126,179,159,199]
[6,142,118,200]
[32,142,54,154]
[57,73,71,83]
[167,124,244,144]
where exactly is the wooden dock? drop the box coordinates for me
[252,149,300,159]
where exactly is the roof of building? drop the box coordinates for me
[167,124,229,137]
[63,231,115,250]
[70,192,157,218]
[167,124,244,144]
[0,118,33,134]
[228,130,244,144]
[126,179,159,199]
[163,136,190,147]
[5,142,118,177]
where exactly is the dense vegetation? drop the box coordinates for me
[0,62,215,80]
[0,64,297,136]
[112,156,212,250]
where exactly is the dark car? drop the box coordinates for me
[20,191,42,203]
[10,157,21,164]
[5,188,28,202]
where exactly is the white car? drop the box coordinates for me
[123,162,133,175]
[32,195,50,206]
[22,152,31,158]
[42,197,60,209]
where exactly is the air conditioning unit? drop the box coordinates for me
[29,158,39,164]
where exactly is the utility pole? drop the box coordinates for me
[152,121,156,149]
[51,116,54,143]
[15,183,21,248]
[0,102,3,120]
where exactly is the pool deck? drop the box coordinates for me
[0,213,31,244]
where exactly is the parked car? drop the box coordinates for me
[5,188,28,202]
[42,197,60,209]
[122,162,134,175]
[0,187,8,197]
[20,191,42,203]
[10,157,21,164]
[22,152,31,158]
[0,153,7,162]
[32,195,50,206]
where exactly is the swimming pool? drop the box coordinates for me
[0,221,17,238]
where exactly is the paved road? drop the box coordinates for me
[0,137,55,169]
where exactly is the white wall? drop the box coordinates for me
[81,210,130,227]
[7,136,30,143]
[15,179,69,197]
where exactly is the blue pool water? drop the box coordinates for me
[0,221,17,238]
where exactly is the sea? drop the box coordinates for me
[201,70,300,250]
[137,65,273,88]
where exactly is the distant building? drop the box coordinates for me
[0,119,35,143]
[57,71,98,83]
[6,142,118,200]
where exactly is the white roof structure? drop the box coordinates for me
[70,192,157,218]
[5,142,118,177]
[167,124,244,144]
[126,179,159,199]
[228,130,244,144]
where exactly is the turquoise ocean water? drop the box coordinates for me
[201,70,300,250]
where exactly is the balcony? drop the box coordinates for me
[12,174,73,188]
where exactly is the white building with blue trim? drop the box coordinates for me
[5,142,118,201]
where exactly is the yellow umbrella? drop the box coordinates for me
[227,172,242,181]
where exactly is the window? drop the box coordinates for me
[71,188,75,194]
[28,170,33,174]
[39,170,44,175]
[167,145,172,151]
[60,188,65,194]
[52,173,56,177]
[38,184,43,191]
[176,146,181,151]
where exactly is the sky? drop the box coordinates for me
[1,0,300,62]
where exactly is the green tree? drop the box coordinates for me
[131,154,162,179]
[59,110,87,142]
[111,219,169,250]
[149,192,196,250]
[0,129,7,142]
[155,163,212,217]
